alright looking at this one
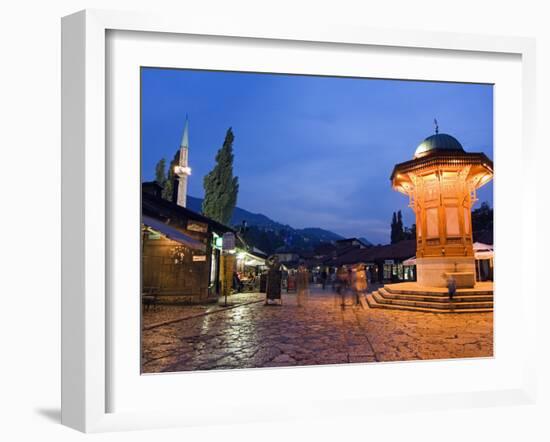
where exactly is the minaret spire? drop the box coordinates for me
[180,114,189,149]
[174,115,191,207]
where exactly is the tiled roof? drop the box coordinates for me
[327,240,416,266]
[391,151,493,180]
[142,188,234,236]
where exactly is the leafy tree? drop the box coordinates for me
[160,150,180,202]
[202,128,239,225]
[154,158,166,185]
[471,202,493,232]
[403,224,416,240]
[153,156,174,201]
[392,210,415,243]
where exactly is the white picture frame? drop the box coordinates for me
[61,9,538,433]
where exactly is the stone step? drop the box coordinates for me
[367,292,493,314]
[374,291,493,310]
[377,287,493,303]
[383,285,493,297]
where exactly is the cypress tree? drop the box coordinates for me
[202,128,239,225]
[161,150,179,202]
[154,158,166,185]
[391,212,397,244]
[396,210,404,242]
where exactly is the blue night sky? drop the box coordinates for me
[141,68,493,245]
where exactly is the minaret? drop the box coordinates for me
[174,116,192,207]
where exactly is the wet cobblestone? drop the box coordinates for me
[141,287,493,373]
[142,292,264,329]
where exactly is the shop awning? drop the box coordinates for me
[473,242,493,251]
[236,250,266,267]
[473,242,494,260]
[142,215,206,252]
[403,256,416,266]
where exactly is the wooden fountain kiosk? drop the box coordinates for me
[367,129,494,313]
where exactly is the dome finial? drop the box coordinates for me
[434,118,439,135]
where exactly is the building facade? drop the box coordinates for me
[141,182,232,303]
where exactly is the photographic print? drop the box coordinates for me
[140,68,494,374]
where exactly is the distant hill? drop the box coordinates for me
[296,227,344,243]
[187,195,288,230]
[186,195,369,254]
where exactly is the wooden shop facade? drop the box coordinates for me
[141,182,233,303]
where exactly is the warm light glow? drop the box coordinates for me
[174,165,192,176]
[479,174,491,186]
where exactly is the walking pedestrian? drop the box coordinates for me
[352,264,368,306]
[265,255,283,305]
[296,263,309,307]
[335,266,349,308]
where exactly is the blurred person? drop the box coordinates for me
[447,274,456,301]
[352,264,368,306]
[296,263,309,307]
[321,269,328,290]
[232,271,243,293]
[335,266,349,308]
[265,255,283,305]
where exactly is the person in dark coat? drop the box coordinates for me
[447,275,457,301]
[232,271,243,293]
[265,255,283,305]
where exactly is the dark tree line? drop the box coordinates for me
[471,202,493,233]
[240,226,288,256]
[390,210,416,244]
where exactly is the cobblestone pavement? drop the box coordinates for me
[142,292,264,329]
[141,286,493,373]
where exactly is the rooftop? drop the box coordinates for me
[414,133,464,159]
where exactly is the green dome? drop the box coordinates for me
[414,133,464,158]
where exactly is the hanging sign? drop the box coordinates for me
[193,255,207,262]
[187,221,208,233]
